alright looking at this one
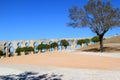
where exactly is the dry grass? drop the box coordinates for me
[79,35,120,52]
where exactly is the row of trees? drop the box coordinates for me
[15,40,70,56]
[15,47,34,55]
[15,37,99,55]
[77,36,99,46]
[0,37,99,57]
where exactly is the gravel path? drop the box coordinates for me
[0,63,120,80]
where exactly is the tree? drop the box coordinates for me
[0,50,3,58]
[91,36,99,43]
[16,47,22,56]
[77,39,85,46]
[23,47,29,55]
[28,47,34,52]
[84,39,90,45]
[50,42,58,50]
[68,0,120,52]
[44,44,50,51]
[37,44,46,52]
[61,40,69,49]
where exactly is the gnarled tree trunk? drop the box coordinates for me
[99,35,104,52]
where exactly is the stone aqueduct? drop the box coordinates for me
[0,38,92,54]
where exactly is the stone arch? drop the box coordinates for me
[57,41,62,50]
[4,47,7,53]
[17,42,22,48]
[4,42,8,47]
[67,40,72,49]
[4,42,8,53]
[41,41,47,44]
[33,41,38,47]
[9,42,14,54]
[49,41,55,51]
[25,42,30,47]
[67,40,72,46]
[57,41,61,46]
[49,41,53,45]
[76,40,81,48]
[33,41,39,53]
[40,41,48,52]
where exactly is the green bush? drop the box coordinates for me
[0,50,3,57]
[91,36,99,43]
[60,40,69,49]
[77,39,85,46]
[50,42,58,50]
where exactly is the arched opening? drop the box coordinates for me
[4,42,8,47]
[17,42,22,48]
[49,41,53,51]
[4,42,8,54]
[41,41,47,52]
[41,41,47,44]
[33,42,38,53]
[25,42,29,47]
[9,46,14,53]
[9,42,14,56]
[9,42,13,47]
[4,47,7,53]
[84,42,88,47]
[67,40,71,50]
[57,41,61,50]
[34,42,38,47]
[76,40,81,49]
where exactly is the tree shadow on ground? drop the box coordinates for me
[81,47,120,52]
[0,72,63,80]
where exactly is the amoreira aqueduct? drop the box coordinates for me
[0,36,110,56]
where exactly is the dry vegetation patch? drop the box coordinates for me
[79,36,120,53]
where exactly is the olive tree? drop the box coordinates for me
[68,0,120,52]
[0,50,3,58]
[50,42,58,50]
[77,39,85,47]
[61,40,69,49]
[91,36,99,43]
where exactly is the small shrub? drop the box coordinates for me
[0,50,3,57]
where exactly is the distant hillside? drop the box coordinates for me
[79,35,120,53]
[103,35,120,43]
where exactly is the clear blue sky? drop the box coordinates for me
[0,0,120,41]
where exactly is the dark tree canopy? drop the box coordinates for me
[61,40,69,49]
[77,39,85,46]
[68,0,120,52]
[51,42,58,49]
[0,50,3,57]
[91,36,99,43]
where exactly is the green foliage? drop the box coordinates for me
[16,47,34,55]
[23,47,34,55]
[16,47,22,56]
[44,44,50,50]
[0,50,3,57]
[37,44,47,52]
[50,42,58,49]
[9,53,14,57]
[91,36,99,43]
[68,0,120,52]
[84,39,90,43]
[61,40,69,49]
[28,47,34,52]
[37,44,43,51]
[77,39,85,46]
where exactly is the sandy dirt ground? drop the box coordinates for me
[0,63,120,80]
[0,51,120,70]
